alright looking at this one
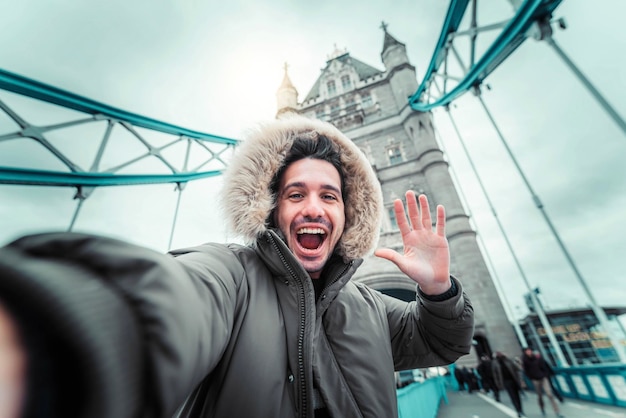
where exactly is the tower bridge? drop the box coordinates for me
[2,0,626,413]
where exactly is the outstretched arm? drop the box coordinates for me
[0,233,244,417]
[374,191,451,295]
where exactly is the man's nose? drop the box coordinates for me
[301,196,325,218]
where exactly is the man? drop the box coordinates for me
[0,115,474,417]
[537,352,564,403]
[477,355,498,400]
[492,352,525,417]
[460,366,476,393]
[522,347,564,417]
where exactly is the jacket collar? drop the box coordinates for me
[254,229,361,289]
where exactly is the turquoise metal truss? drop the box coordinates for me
[0,68,238,188]
[409,0,563,112]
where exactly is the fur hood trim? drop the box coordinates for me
[221,114,383,260]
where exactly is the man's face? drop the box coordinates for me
[275,158,345,279]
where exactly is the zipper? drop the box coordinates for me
[318,260,353,303]
[268,233,309,418]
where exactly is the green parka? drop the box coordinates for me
[0,115,474,417]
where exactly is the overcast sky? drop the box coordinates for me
[1,0,625,323]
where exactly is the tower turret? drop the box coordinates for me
[380,22,418,110]
[276,62,299,117]
[380,21,410,70]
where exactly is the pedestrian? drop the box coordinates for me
[477,355,499,401]
[537,352,565,403]
[514,356,528,399]
[468,367,480,392]
[454,365,467,392]
[0,115,475,418]
[459,367,475,393]
[522,347,564,417]
[492,352,526,417]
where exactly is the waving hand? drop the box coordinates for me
[374,191,451,295]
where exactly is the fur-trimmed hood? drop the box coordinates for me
[221,114,383,260]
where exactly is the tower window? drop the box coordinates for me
[388,207,398,230]
[341,75,352,91]
[327,80,336,96]
[387,145,403,165]
[362,94,373,108]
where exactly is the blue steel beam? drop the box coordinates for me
[411,0,470,107]
[0,166,223,187]
[409,0,563,112]
[0,68,238,145]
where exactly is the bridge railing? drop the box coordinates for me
[554,364,626,407]
[397,377,448,418]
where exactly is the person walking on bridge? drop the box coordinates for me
[0,115,474,418]
[492,351,526,418]
[522,347,564,417]
[477,355,499,400]
[537,352,564,403]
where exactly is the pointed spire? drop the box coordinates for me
[276,62,298,117]
[380,21,410,71]
[280,62,296,90]
[380,21,404,52]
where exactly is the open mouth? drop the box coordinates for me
[296,227,326,251]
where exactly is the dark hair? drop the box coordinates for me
[270,134,345,198]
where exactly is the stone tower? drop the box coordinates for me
[276,25,520,365]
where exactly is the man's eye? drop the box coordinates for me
[322,194,337,201]
[289,193,303,199]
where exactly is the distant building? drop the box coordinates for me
[520,306,626,366]
[275,23,521,365]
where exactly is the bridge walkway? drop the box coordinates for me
[437,389,626,418]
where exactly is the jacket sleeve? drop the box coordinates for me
[492,361,503,389]
[382,276,474,370]
[0,232,246,418]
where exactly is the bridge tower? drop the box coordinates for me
[276,25,520,365]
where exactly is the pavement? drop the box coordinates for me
[437,389,626,418]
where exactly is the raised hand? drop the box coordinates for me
[374,191,451,295]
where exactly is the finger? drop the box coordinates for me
[406,190,421,230]
[419,194,432,230]
[393,199,411,236]
[374,248,402,265]
[436,204,446,236]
